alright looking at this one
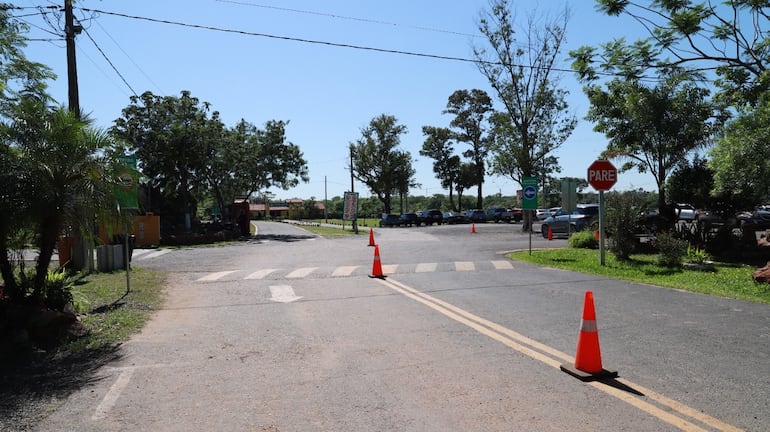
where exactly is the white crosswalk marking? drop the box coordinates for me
[332,266,359,277]
[193,260,515,283]
[131,249,153,258]
[286,267,318,278]
[135,249,170,260]
[196,270,237,282]
[381,264,398,274]
[492,260,513,270]
[455,261,475,272]
[415,263,437,273]
[245,268,278,280]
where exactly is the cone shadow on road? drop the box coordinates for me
[596,377,645,397]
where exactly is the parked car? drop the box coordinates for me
[465,209,487,223]
[399,213,421,227]
[541,205,598,238]
[535,208,551,220]
[738,209,770,229]
[510,208,523,222]
[443,211,467,224]
[636,209,661,233]
[419,209,444,225]
[486,207,513,223]
[695,209,724,226]
[675,203,697,221]
[379,213,402,227]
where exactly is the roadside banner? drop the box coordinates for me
[343,192,359,221]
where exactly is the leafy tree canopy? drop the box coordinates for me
[350,114,415,214]
[585,72,717,214]
[421,126,460,211]
[709,96,770,205]
[571,0,770,107]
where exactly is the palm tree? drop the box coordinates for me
[1,100,120,300]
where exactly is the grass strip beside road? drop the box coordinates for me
[65,267,166,353]
[508,248,770,304]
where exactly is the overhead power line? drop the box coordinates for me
[213,0,482,39]
[80,7,487,66]
[77,7,686,83]
[80,25,138,97]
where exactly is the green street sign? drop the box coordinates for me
[522,177,538,210]
[114,155,139,211]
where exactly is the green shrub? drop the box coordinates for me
[569,230,598,249]
[655,232,688,267]
[44,270,74,311]
[685,245,711,264]
[605,191,646,260]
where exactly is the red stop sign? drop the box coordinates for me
[587,159,617,191]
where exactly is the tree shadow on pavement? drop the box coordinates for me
[253,234,317,242]
[0,346,123,431]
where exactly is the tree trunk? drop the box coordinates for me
[0,235,20,300]
[33,213,61,299]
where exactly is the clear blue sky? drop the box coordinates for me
[21,0,658,202]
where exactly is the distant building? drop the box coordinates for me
[248,199,324,219]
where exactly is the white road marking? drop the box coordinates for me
[195,261,518,282]
[378,278,740,432]
[135,249,171,260]
[285,267,318,278]
[92,369,134,421]
[332,266,359,277]
[245,268,278,280]
[196,270,237,282]
[381,264,398,274]
[130,249,153,258]
[415,262,437,273]
[455,261,475,272]
[269,285,302,303]
[492,260,513,270]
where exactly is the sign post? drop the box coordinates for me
[114,155,139,295]
[587,160,618,265]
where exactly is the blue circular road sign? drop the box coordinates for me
[523,186,537,200]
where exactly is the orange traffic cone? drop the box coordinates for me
[368,244,386,279]
[560,291,618,381]
[547,226,553,240]
[471,223,477,234]
[368,228,376,247]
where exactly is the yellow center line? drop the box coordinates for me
[376,277,743,432]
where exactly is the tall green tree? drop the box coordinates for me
[420,126,460,211]
[474,0,576,230]
[666,155,714,210]
[444,89,493,210]
[111,91,224,230]
[456,162,478,212]
[350,114,415,214]
[204,119,308,219]
[572,0,770,108]
[584,72,717,218]
[0,7,55,295]
[0,6,54,115]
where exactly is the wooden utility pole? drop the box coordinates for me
[64,0,81,115]
[64,0,94,271]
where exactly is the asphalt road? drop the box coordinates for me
[30,221,770,431]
